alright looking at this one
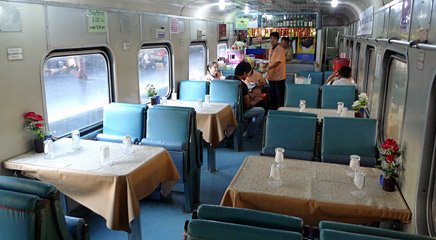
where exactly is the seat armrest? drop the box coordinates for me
[65,216,89,240]
[141,138,187,151]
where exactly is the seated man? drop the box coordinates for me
[234,62,265,138]
[244,66,268,110]
[324,66,357,87]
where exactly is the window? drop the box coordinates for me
[189,43,206,80]
[43,52,110,137]
[217,42,227,59]
[383,58,408,141]
[138,46,171,103]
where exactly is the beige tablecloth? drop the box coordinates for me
[221,156,411,226]
[163,101,238,147]
[279,107,355,120]
[3,138,180,232]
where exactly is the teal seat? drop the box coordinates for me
[209,80,243,151]
[179,80,208,101]
[96,103,147,143]
[0,189,47,240]
[284,83,320,108]
[141,106,201,212]
[319,221,434,240]
[221,69,234,77]
[299,71,324,85]
[321,85,356,109]
[324,71,334,82]
[321,117,377,167]
[0,176,89,240]
[262,110,317,160]
[195,204,303,233]
[186,219,303,240]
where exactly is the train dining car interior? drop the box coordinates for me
[1,0,436,239]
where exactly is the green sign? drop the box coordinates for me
[87,10,106,33]
[235,17,249,29]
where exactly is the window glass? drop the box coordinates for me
[384,58,408,141]
[138,47,170,103]
[217,42,227,59]
[43,53,110,137]
[189,43,206,80]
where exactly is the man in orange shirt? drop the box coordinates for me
[262,32,286,110]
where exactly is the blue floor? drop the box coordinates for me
[79,132,264,240]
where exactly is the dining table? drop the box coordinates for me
[161,100,238,172]
[3,138,180,240]
[221,155,411,226]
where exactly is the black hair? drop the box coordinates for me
[206,61,218,73]
[338,66,352,78]
[281,37,290,44]
[270,32,280,39]
[234,62,252,77]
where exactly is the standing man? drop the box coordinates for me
[262,32,286,110]
[280,37,293,62]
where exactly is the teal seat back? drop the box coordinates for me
[285,83,320,108]
[324,71,334,82]
[179,80,208,101]
[209,80,241,106]
[187,219,303,240]
[196,204,303,233]
[319,221,434,240]
[0,189,46,240]
[143,106,192,151]
[99,103,147,143]
[221,69,234,77]
[262,110,317,160]
[321,117,377,167]
[321,85,356,109]
[299,71,324,85]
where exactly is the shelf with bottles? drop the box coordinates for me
[247,27,316,38]
[260,13,317,28]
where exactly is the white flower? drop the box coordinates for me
[358,92,368,102]
[352,101,360,108]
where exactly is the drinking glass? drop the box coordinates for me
[161,96,168,104]
[205,95,210,104]
[197,99,203,109]
[268,164,282,187]
[122,135,133,154]
[340,107,348,117]
[299,99,306,112]
[171,92,177,100]
[44,139,55,159]
[337,102,344,115]
[100,145,111,166]
[274,147,285,168]
[351,172,366,197]
[347,155,361,177]
[71,130,81,150]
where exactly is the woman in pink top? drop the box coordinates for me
[203,61,223,81]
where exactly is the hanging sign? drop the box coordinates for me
[87,10,106,33]
[170,17,179,34]
[235,17,249,29]
[219,24,227,38]
[357,6,373,35]
[400,0,411,32]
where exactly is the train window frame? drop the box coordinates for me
[138,44,172,103]
[42,48,113,138]
[381,55,409,142]
[354,42,361,87]
[217,41,227,60]
[189,41,207,80]
[365,46,376,115]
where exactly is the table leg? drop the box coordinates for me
[207,144,216,172]
[128,217,142,240]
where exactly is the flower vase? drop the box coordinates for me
[382,177,396,192]
[150,96,158,105]
[33,138,44,153]
[354,108,365,118]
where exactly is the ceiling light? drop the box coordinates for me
[244,4,249,14]
[219,0,225,10]
[331,0,338,8]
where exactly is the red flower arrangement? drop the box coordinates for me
[24,112,46,140]
[376,138,401,180]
